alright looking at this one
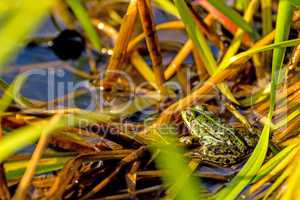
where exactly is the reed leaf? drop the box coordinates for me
[153,0,179,18]
[216,38,300,73]
[150,128,204,200]
[5,157,71,180]
[289,0,300,8]
[0,111,112,162]
[252,145,296,183]
[66,0,102,50]
[0,0,54,69]
[0,75,26,115]
[215,1,294,199]
[173,0,239,104]
[206,0,259,40]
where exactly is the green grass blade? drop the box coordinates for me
[215,124,271,200]
[206,0,259,40]
[5,157,71,180]
[261,0,272,35]
[215,1,294,199]
[289,0,300,8]
[268,1,293,117]
[216,38,300,73]
[0,75,26,115]
[252,145,296,183]
[153,0,179,18]
[235,0,251,10]
[173,0,239,104]
[240,84,270,107]
[274,108,300,129]
[218,0,259,74]
[67,0,102,51]
[150,128,204,200]
[0,112,112,162]
[0,0,55,69]
[262,166,291,200]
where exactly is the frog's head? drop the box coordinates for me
[181,105,213,126]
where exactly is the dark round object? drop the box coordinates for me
[51,29,85,60]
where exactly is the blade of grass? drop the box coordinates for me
[289,0,300,8]
[215,1,294,199]
[260,0,272,76]
[13,115,62,199]
[153,0,179,18]
[216,38,300,73]
[4,157,71,181]
[281,148,300,199]
[262,164,292,200]
[252,144,296,183]
[249,145,298,194]
[0,0,54,69]
[130,52,157,89]
[0,75,26,115]
[235,0,251,10]
[0,111,112,163]
[196,0,251,45]
[66,0,102,51]
[149,128,204,200]
[204,0,259,40]
[218,0,259,72]
[173,0,239,104]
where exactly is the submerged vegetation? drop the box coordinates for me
[1,0,300,199]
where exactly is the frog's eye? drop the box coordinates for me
[182,110,195,121]
[224,159,232,165]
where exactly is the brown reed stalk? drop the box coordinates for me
[137,0,165,93]
[81,147,146,199]
[104,0,138,81]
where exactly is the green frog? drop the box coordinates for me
[180,106,257,167]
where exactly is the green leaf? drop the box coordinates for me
[215,1,294,199]
[0,0,55,69]
[0,112,112,162]
[0,75,26,115]
[289,0,300,8]
[5,157,71,180]
[153,0,179,18]
[67,0,102,50]
[150,128,204,200]
[252,145,296,183]
[173,0,239,104]
[215,124,271,200]
[207,0,259,40]
[216,38,300,73]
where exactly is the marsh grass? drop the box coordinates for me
[0,0,300,199]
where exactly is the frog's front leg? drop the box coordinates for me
[179,136,201,145]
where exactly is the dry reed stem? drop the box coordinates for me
[13,115,62,200]
[127,21,185,52]
[164,40,193,80]
[273,115,300,142]
[45,150,133,199]
[126,161,140,199]
[104,0,138,81]
[155,66,239,125]
[81,147,146,199]
[137,0,165,93]
[192,48,208,80]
